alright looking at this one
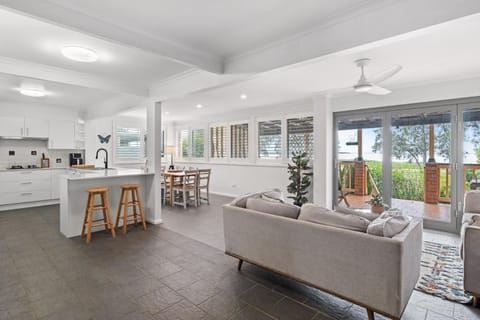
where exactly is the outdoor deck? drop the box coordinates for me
[338,194,451,222]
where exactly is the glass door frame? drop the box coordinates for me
[334,101,463,233]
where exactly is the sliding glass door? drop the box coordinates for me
[389,107,456,231]
[334,103,461,233]
[335,114,384,209]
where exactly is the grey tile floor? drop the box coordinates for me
[0,204,478,320]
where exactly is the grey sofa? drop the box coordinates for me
[223,203,423,320]
[462,191,480,307]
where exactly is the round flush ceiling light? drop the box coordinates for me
[61,46,98,62]
[19,88,46,97]
[240,94,247,100]
[196,104,203,109]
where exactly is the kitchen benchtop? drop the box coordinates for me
[65,168,154,180]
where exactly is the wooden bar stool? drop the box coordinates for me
[115,184,147,235]
[81,187,116,245]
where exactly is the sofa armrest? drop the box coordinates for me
[464,224,480,296]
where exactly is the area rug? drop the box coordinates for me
[415,241,472,304]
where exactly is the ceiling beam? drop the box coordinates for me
[224,0,480,73]
[0,56,148,96]
[0,0,223,74]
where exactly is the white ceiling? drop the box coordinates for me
[163,13,480,121]
[0,73,114,108]
[0,9,190,87]
[45,0,378,57]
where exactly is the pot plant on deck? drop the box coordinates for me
[367,193,388,214]
[287,152,313,207]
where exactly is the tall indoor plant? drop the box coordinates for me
[287,152,313,206]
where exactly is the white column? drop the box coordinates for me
[313,95,333,208]
[145,101,163,224]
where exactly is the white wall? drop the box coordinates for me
[0,101,81,119]
[177,161,289,197]
[85,115,149,168]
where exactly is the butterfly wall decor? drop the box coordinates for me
[98,134,111,144]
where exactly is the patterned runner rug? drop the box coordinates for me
[415,241,472,304]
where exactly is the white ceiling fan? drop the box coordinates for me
[351,58,402,95]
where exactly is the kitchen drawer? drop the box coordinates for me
[0,170,51,182]
[0,179,51,192]
[0,190,52,205]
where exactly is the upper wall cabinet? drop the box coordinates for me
[49,120,75,149]
[0,116,25,137]
[0,116,49,138]
[25,118,49,138]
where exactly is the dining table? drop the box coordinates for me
[162,170,196,207]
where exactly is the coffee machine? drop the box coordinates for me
[69,153,84,166]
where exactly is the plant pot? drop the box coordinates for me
[371,205,385,214]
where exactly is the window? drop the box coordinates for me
[178,129,190,158]
[287,116,313,158]
[230,123,248,159]
[210,125,227,158]
[115,126,143,161]
[191,128,205,158]
[258,120,282,159]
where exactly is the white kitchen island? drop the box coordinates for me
[59,168,156,238]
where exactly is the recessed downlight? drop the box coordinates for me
[240,94,247,100]
[62,46,98,62]
[165,111,170,115]
[196,104,203,109]
[19,88,46,97]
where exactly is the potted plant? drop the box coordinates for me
[367,193,388,214]
[287,152,313,207]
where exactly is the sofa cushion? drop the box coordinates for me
[230,192,261,208]
[459,213,480,259]
[366,210,411,237]
[335,206,379,221]
[261,188,285,203]
[246,197,300,219]
[298,204,370,232]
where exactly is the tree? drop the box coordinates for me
[372,123,451,168]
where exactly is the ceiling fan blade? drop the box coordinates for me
[370,65,402,84]
[368,85,391,95]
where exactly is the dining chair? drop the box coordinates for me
[160,172,171,206]
[172,170,198,209]
[197,169,211,205]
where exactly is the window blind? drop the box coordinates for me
[115,127,142,160]
[287,116,313,158]
[258,120,282,159]
[191,128,205,158]
[230,123,248,158]
[210,125,227,158]
[178,129,190,158]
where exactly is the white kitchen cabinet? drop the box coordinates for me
[0,116,49,138]
[24,118,49,138]
[0,170,52,205]
[49,120,75,149]
[0,116,25,137]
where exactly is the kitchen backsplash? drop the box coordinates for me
[0,139,82,169]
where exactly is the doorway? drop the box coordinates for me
[334,98,480,233]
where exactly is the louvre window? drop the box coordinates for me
[191,128,205,158]
[178,129,190,158]
[230,123,248,158]
[258,120,282,159]
[287,116,313,158]
[115,127,142,161]
[210,125,227,158]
